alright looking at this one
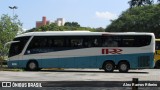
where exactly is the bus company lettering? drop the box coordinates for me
[102,48,123,54]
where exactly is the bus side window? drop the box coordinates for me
[26,37,47,54]
[71,39,83,47]
[69,37,83,48]
[54,39,64,47]
[47,39,53,47]
[83,37,102,47]
[83,37,91,47]
[40,38,47,47]
[94,39,99,46]
[102,37,118,47]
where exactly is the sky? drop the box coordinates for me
[0,0,130,30]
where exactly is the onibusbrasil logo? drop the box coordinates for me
[1,82,42,87]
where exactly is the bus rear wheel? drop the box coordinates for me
[118,62,129,73]
[26,61,39,71]
[103,61,114,72]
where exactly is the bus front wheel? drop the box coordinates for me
[103,61,115,72]
[26,60,39,71]
[118,62,129,73]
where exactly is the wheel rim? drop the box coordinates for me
[29,62,36,70]
[105,63,113,71]
[120,64,127,71]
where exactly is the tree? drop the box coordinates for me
[105,5,160,38]
[0,14,22,60]
[64,22,80,27]
[27,21,96,32]
[95,27,105,32]
[128,0,154,8]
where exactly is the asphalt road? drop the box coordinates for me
[1,69,160,90]
[0,69,160,81]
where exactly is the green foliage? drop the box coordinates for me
[105,4,160,38]
[27,22,98,32]
[64,22,80,27]
[95,27,105,32]
[128,0,154,8]
[0,14,22,59]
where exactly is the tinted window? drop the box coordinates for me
[26,36,65,54]
[70,38,83,47]
[83,36,102,47]
[9,36,30,57]
[25,35,151,54]
[102,35,151,47]
[26,36,102,54]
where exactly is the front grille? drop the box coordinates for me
[138,56,150,67]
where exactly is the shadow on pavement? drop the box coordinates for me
[29,69,149,74]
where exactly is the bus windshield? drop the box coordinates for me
[8,36,30,57]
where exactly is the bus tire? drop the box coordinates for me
[26,60,39,71]
[103,61,115,72]
[155,60,160,69]
[118,62,129,73]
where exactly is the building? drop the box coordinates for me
[55,18,65,26]
[36,17,65,28]
[36,16,50,28]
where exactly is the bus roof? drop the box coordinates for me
[16,31,155,38]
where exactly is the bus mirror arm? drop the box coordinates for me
[4,41,20,48]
